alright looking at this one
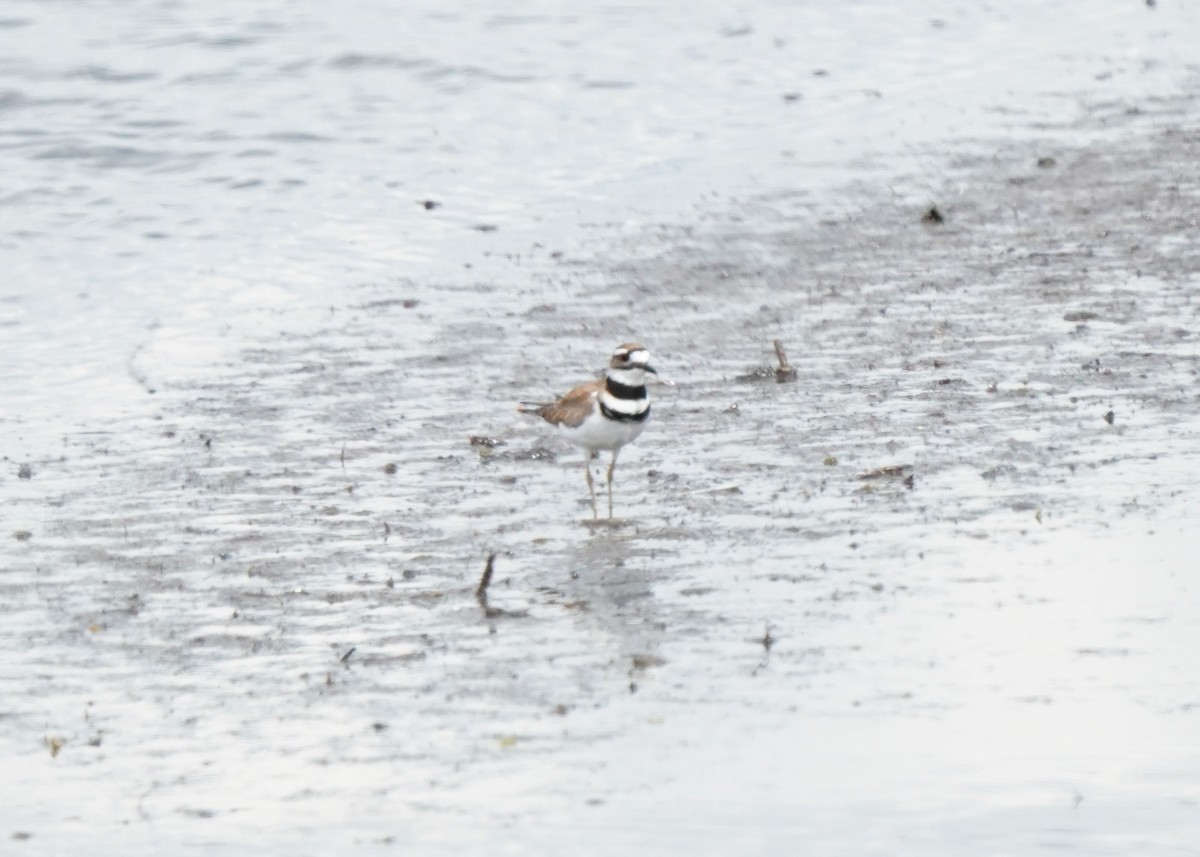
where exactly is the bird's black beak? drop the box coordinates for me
[642,364,658,375]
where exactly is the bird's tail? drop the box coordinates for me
[516,401,549,416]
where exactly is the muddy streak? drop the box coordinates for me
[4,104,1200,854]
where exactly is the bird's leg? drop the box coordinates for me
[584,455,597,519]
[606,448,620,519]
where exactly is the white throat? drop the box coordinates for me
[607,366,648,386]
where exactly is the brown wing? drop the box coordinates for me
[530,379,601,428]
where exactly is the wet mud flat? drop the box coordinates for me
[5,104,1200,853]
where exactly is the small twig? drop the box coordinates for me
[773,339,791,370]
[750,624,775,677]
[773,339,797,383]
[761,624,775,652]
[340,646,356,663]
[476,553,496,607]
[340,442,346,469]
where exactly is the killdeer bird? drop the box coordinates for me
[520,343,657,519]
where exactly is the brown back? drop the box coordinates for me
[534,379,602,428]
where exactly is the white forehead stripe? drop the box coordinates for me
[625,349,650,365]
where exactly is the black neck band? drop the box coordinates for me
[605,378,647,400]
[600,401,650,423]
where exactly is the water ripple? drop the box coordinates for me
[64,65,158,84]
[329,52,536,85]
[32,144,171,169]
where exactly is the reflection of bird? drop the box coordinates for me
[520,343,657,519]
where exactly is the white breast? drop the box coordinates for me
[556,404,648,452]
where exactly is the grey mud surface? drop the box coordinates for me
[5,95,1200,854]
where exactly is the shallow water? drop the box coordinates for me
[4,1,1200,854]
